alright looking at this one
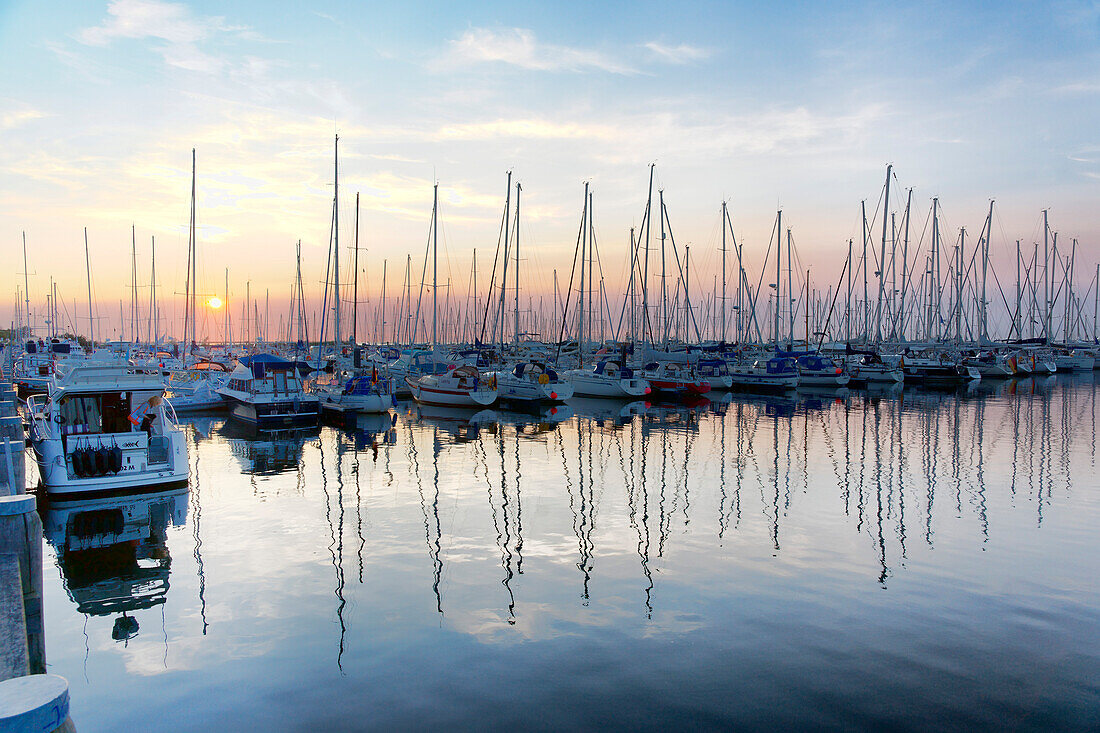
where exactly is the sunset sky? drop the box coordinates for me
[2,0,1098,340]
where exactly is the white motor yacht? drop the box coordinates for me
[27,364,189,498]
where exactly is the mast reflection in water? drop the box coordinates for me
[39,375,1100,731]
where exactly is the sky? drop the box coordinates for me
[2,0,1099,340]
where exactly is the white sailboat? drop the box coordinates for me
[409,183,498,408]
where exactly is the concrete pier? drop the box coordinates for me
[0,382,70,731]
[0,494,43,678]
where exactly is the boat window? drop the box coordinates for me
[275,371,287,393]
[60,396,101,435]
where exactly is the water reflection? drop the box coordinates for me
[39,373,1100,730]
[221,421,313,477]
[43,489,188,643]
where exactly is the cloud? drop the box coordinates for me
[443,27,635,74]
[77,0,253,73]
[0,101,48,131]
[643,42,711,64]
[433,118,618,142]
[1054,79,1100,94]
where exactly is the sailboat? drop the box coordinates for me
[408,183,498,407]
[312,142,396,415]
[485,175,574,405]
[560,183,652,399]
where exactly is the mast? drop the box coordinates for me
[333,134,341,347]
[846,239,853,343]
[1043,209,1050,340]
[860,201,867,341]
[1015,240,1022,339]
[431,182,438,359]
[224,269,229,346]
[353,191,359,346]
[685,245,692,344]
[642,165,654,347]
[981,200,993,343]
[150,236,157,345]
[876,164,892,343]
[553,268,559,342]
[21,232,31,335]
[805,269,810,345]
[1066,238,1076,342]
[498,171,512,351]
[380,260,387,345]
[659,190,667,346]
[514,182,521,343]
[189,148,196,360]
[931,198,939,341]
[786,227,794,348]
[589,189,595,350]
[776,209,782,344]
[84,228,94,347]
[578,182,588,366]
[295,242,303,348]
[733,213,743,343]
[1094,263,1098,342]
[720,202,727,343]
[956,228,965,343]
[131,225,137,343]
[899,189,912,342]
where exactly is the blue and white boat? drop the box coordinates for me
[316,372,396,415]
[728,356,799,392]
[217,354,320,429]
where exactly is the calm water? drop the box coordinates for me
[37,376,1100,731]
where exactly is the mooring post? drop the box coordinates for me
[0,494,43,678]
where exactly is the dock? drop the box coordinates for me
[0,379,74,732]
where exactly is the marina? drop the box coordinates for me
[4,1,1100,729]
[3,150,1100,731]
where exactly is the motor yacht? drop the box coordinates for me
[728,356,800,392]
[27,364,189,498]
[217,354,320,429]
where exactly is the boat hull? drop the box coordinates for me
[563,371,652,398]
[647,380,712,398]
[319,392,395,414]
[493,375,575,404]
[798,371,850,387]
[226,397,321,429]
[31,432,189,498]
[728,370,798,393]
[406,376,498,407]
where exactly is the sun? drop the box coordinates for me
[208,296,223,309]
